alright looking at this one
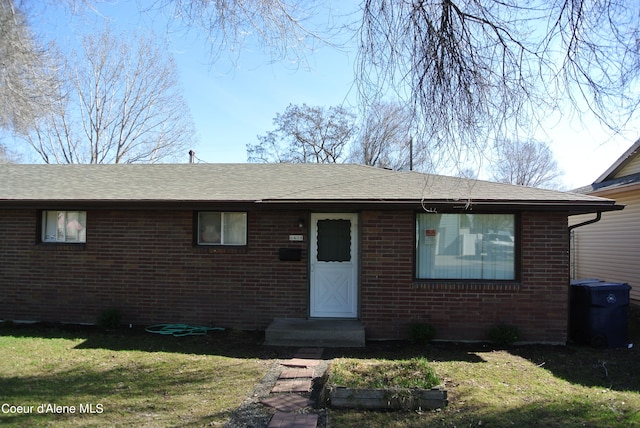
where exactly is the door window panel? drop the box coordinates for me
[316,219,351,262]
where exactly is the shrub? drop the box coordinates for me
[96,308,122,330]
[488,324,520,346]
[409,322,436,344]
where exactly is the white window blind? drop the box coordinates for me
[416,213,515,280]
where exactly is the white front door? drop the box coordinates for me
[310,213,358,318]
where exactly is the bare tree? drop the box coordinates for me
[0,143,21,163]
[148,0,336,64]
[350,101,431,171]
[247,103,357,163]
[358,1,640,168]
[490,139,563,189]
[0,0,60,134]
[457,167,478,180]
[5,0,640,167]
[22,27,196,164]
[144,1,640,172]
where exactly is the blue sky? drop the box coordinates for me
[176,37,358,164]
[22,1,640,189]
[31,1,360,163]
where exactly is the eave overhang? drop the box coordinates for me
[0,197,623,216]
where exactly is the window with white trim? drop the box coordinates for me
[416,213,515,280]
[42,211,87,243]
[198,212,247,246]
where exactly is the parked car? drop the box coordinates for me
[478,233,514,256]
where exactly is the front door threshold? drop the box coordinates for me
[264,318,365,347]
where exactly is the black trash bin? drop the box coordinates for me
[570,280,631,348]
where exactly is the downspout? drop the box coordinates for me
[567,211,603,343]
[568,211,602,277]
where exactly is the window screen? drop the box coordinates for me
[316,219,351,262]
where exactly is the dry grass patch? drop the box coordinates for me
[328,357,441,390]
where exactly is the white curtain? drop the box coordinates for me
[199,212,246,245]
[43,211,86,242]
[223,212,247,245]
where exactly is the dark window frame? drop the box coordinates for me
[39,210,88,244]
[194,211,248,247]
[413,211,521,282]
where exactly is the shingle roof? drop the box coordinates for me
[0,163,620,213]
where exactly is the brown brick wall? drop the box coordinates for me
[0,209,309,329]
[360,210,570,344]
[0,208,569,343]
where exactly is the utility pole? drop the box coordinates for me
[409,137,413,171]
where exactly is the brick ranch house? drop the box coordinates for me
[0,164,622,344]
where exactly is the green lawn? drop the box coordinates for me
[1,312,640,427]
[0,325,272,427]
[327,345,640,427]
[325,308,640,427]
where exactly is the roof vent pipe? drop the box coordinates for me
[189,150,195,164]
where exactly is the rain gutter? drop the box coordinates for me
[568,212,602,232]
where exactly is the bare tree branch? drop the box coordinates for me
[350,100,429,171]
[0,0,61,134]
[490,139,564,189]
[147,0,340,65]
[21,26,196,164]
[7,0,638,170]
[247,103,357,163]
[358,1,640,170]
[0,141,21,163]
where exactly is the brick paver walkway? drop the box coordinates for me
[267,412,318,428]
[264,348,325,428]
[261,394,313,412]
[279,367,315,379]
[280,358,320,367]
[271,379,313,393]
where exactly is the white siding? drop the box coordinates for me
[617,155,640,177]
[570,189,640,302]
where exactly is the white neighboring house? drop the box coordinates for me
[570,138,640,303]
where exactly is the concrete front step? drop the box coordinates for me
[264,318,365,347]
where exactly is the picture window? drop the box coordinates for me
[416,213,516,280]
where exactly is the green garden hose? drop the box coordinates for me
[145,323,224,337]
